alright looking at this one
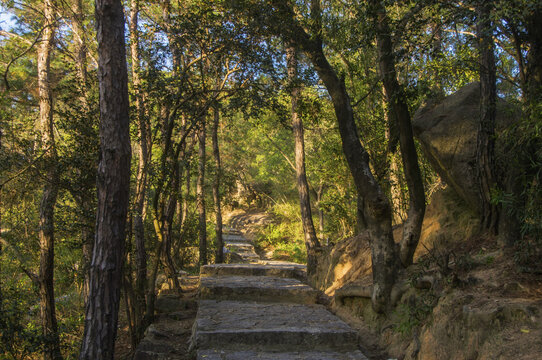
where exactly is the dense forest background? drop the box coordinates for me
[0,0,540,358]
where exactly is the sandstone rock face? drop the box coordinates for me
[412,82,520,214]
[312,234,372,296]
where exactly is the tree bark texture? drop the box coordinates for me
[316,183,325,242]
[286,44,320,274]
[130,0,149,339]
[197,117,207,265]
[270,0,397,312]
[476,0,499,234]
[212,106,224,263]
[80,0,131,358]
[372,0,426,267]
[37,0,62,358]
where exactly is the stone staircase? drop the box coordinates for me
[190,228,369,360]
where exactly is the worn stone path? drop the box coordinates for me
[191,228,369,360]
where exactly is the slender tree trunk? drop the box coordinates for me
[37,1,62,358]
[286,44,320,274]
[161,167,180,290]
[476,0,499,234]
[80,0,131,357]
[71,0,88,106]
[271,0,397,312]
[129,0,148,340]
[197,117,207,265]
[384,91,406,226]
[0,131,2,308]
[70,0,95,306]
[316,183,325,242]
[372,0,426,267]
[173,138,196,264]
[525,4,542,109]
[211,105,224,263]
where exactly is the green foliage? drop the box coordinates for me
[0,290,44,359]
[254,201,307,264]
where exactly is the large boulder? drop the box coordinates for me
[412,82,520,214]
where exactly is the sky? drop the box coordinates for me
[0,6,15,32]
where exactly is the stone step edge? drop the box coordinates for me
[196,349,369,360]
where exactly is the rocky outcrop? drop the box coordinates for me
[412,82,520,214]
[312,233,373,296]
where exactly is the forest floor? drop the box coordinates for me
[115,278,199,359]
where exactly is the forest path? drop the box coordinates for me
[191,228,369,360]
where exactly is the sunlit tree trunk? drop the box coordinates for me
[372,0,426,267]
[197,116,207,265]
[129,0,148,341]
[286,44,320,274]
[383,89,406,226]
[476,0,499,234]
[271,0,397,312]
[212,105,224,263]
[37,1,62,358]
[80,0,131,357]
[316,183,325,242]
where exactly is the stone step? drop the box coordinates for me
[224,242,254,251]
[191,300,359,352]
[223,227,241,235]
[201,263,306,281]
[199,276,318,304]
[223,234,251,243]
[197,349,368,360]
[228,252,260,263]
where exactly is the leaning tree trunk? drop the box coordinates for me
[372,0,426,267]
[79,0,131,358]
[211,105,224,263]
[476,0,499,233]
[37,1,62,358]
[270,0,397,312]
[286,44,320,275]
[197,117,207,265]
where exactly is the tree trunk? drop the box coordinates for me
[372,0,426,268]
[71,0,88,106]
[70,0,95,306]
[197,117,207,265]
[476,0,499,234]
[384,91,406,226]
[271,0,397,312]
[80,0,131,357]
[286,44,320,274]
[37,1,62,358]
[211,105,224,263]
[525,4,542,109]
[161,167,181,291]
[130,0,148,341]
[316,183,325,242]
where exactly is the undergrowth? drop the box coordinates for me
[254,201,307,263]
